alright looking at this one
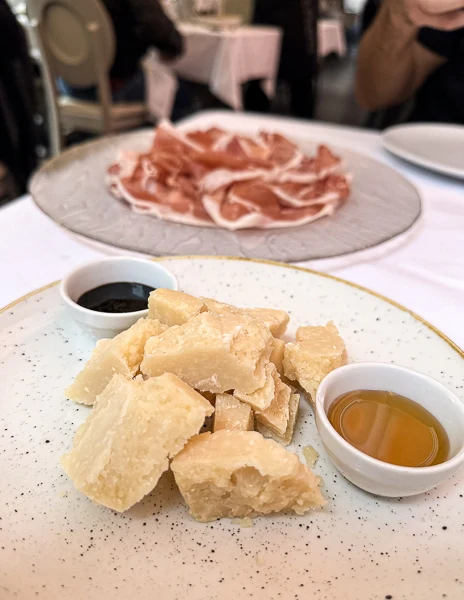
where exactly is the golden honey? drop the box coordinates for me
[328,390,450,467]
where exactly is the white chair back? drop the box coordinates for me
[27,0,115,88]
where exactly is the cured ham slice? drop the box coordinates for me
[271,174,351,208]
[107,123,351,231]
[202,182,340,231]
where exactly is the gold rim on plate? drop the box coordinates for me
[1,256,462,358]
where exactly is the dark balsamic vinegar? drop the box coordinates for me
[77,282,155,313]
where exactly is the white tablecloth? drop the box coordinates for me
[174,24,282,110]
[1,113,463,349]
[318,18,347,58]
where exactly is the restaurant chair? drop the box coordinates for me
[26,0,147,156]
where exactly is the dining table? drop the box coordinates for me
[1,112,463,351]
[170,19,348,111]
[174,23,282,110]
[318,17,347,58]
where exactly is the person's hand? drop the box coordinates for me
[404,0,464,29]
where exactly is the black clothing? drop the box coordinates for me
[251,0,318,118]
[101,0,183,79]
[414,27,464,124]
[361,0,464,124]
[0,0,36,192]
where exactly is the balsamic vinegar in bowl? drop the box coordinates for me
[77,282,155,314]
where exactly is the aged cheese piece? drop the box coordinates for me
[61,373,213,512]
[233,362,275,411]
[148,289,205,326]
[270,337,285,375]
[171,430,325,522]
[256,392,300,447]
[202,297,289,337]
[243,308,289,338]
[213,394,254,432]
[296,321,343,344]
[65,318,166,405]
[141,311,273,394]
[254,366,292,438]
[147,289,289,335]
[283,321,347,403]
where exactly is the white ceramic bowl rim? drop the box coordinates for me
[316,362,464,475]
[60,257,177,320]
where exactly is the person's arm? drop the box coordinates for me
[356,1,446,110]
[128,0,184,59]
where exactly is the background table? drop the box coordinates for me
[318,18,347,58]
[174,24,282,110]
[1,112,463,350]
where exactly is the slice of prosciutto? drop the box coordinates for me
[202,181,341,231]
[107,123,351,230]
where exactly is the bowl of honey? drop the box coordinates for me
[315,363,464,497]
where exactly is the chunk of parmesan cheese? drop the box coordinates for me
[214,394,254,432]
[203,297,289,337]
[148,289,205,326]
[283,321,347,403]
[256,392,300,447]
[254,366,292,438]
[302,446,319,469]
[65,318,166,405]
[141,311,273,395]
[233,362,276,411]
[270,337,286,375]
[171,430,326,522]
[61,373,213,512]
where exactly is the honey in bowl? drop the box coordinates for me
[328,390,450,468]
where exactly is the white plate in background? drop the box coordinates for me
[382,123,464,179]
[1,256,463,600]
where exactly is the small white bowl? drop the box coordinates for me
[60,257,178,338]
[315,363,464,497]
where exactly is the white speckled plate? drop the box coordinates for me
[1,257,463,600]
[29,116,422,263]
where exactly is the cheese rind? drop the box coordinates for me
[148,289,205,326]
[61,373,213,512]
[65,318,166,405]
[141,311,273,394]
[213,394,254,432]
[283,321,347,403]
[171,430,325,522]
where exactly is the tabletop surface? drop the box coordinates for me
[1,110,463,349]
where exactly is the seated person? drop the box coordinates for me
[356,0,464,124]
[59,0,183,103]
[248,0,319,119]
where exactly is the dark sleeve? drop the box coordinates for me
[0,0,27,59]
[417,27,463,59]
[360,0,382,34]
[128,0,184,58]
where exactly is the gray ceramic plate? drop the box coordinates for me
[30,127,421,262]
[1,257,463,600]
